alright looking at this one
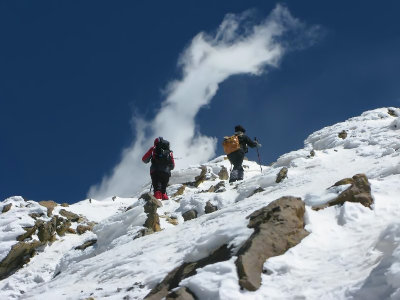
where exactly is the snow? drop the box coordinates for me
[1,107,400,299]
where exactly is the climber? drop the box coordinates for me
[142,137,175,200]
[223,125,260,183]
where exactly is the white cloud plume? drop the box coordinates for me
[88,4,320,199]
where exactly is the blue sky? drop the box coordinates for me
[1,1,399,203]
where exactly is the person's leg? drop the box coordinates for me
[228,151,244,182]
[160,172,170,200]
[151,172,162,199]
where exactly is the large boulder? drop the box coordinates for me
[204,201,218,214]
[182,210,197,221]
[235,196,309,291]
[313,174,373,210]
[0,240,41,280]
[166,287,196,300]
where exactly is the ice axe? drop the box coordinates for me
[254,137,263,174]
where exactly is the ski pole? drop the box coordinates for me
[254,137,263,174]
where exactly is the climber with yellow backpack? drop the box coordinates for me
[222,125,261,183]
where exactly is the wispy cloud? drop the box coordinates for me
[88,4,321,199]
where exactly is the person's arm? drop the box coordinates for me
[244,135,258,148]
[169,151,175,170]
[142,147,154,163]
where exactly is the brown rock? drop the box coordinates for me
[28,212,45,219]
[145,244,231,300]
[36,217,57,243]
[74,239,97,251]
[61,203,69,207]
[194,166,207,187]
[331,178,354,187]
[218,166,229,180]
[166,287,196,300]
[143,194,162,232]
[67,228,77,234]
[166,216,179,226]
[59,209,80,222]
[338,130,347,139]
[0,240,42,280]
[248,187,265,198]
[16,226,37,242]
[313,174,373,211]
[39,200,58,217]
[276,167,288,183]
[56,216,72,236]
[76,224,93,235]
[388,108,398,117]
[204,201,218,214]
[235,196,309,291]
[173,185,186,197]
[2,203,12,213]
[182,210,197,221]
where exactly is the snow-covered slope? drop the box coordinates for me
[1,107,400,300]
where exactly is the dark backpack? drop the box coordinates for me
[152,138,172,164]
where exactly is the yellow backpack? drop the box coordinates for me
[222,135,240,154]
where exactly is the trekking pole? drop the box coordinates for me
[254,137,263,174]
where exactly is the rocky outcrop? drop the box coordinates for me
[218,166,229,180]
[56,217,72,236]
[2,203,12,213]
[166,287,196,300]
[206,181,225,193]
[388,108,398,117]
[39,200,58,217]
[0,240,42,280]
[59,209,81,222]
[182,210,197,221]
[338,130,347,139]
[276,167,288,183]
[194,166,207,187]
[37,217,57,243]
[143,194,162,232]
[313,174,374,211]
[145,244,231,300]
[235,196,309,291]
[17,226,37,242]
[61,203,69,207]
[204,201,218,214]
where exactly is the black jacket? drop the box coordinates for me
[236,132,257,153]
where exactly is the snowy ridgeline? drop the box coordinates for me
[0,107,400,300]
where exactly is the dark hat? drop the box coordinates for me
[234,125,245,133]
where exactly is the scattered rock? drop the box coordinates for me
[331,177,354,187]
[173,185,186,197]
[313,174,374,211]
[59,209,80,222]
[112,196,117,201]
[76,224,93,235]
[248,187,265,198]
[338,130,347,139]
[276,167,288,183]
[36,217,57,243]
[61,203,69,207]
[307,150,316,158]
[166,216,179,226]
[2,203,12,213]
[75,239,97,251]
[16,226,37,242]
[143,194,162,232]
[67,228,77,234]
[145,244,231,300]
[28,212,45,220]
[194,166,207,187]
[182,210,197,221]
[218,166,229,180]
[206,181,225,193]
[55,216,72,236]
[39,200,58,217]
[388,108,398,117]
[204,201,218,214]
[0,240,42,280]
[166,287,196,300]
[235,196,309,291]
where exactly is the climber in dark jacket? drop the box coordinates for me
[142,137,175,200]
[227,125,260,183]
